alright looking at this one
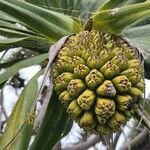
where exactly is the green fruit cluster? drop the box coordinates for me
[51,30,144,135]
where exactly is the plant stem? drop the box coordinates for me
[136,108,150,130]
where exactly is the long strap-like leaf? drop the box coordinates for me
[0,70,43,150]
[91,2,150,34]
[100,0,147,10]
[0,53,48,85]
[0,0,81,42]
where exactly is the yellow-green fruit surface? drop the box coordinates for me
[52,30,144,135]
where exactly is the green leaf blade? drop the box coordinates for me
[92,2,150,34]
[100,0,128,10]
[100,0,147,10]
[123,24,150,53]
[0,70,43,150]
[0,0,82,42]
[0,53,48,84]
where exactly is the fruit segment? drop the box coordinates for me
[52,30,144,135]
